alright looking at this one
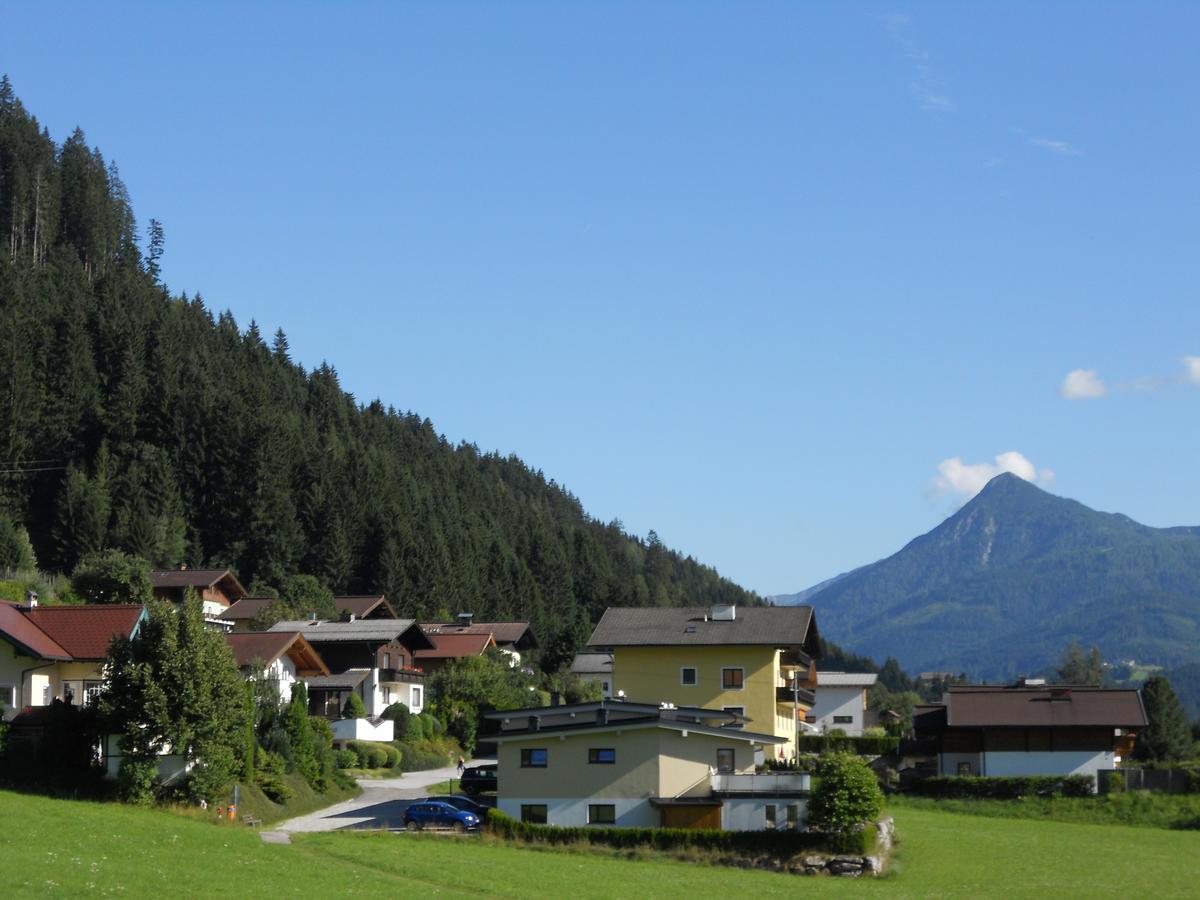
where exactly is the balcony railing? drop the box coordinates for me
[377,667,425,684]
[710,771,811,794]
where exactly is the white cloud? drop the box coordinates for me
[934,451,1056,500]
[1060,369,1107,400]
[884,15,956,114]
[1030,137,1082,156]
[1183,356,1200,384]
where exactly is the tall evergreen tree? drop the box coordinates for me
[1134,676,1192,762]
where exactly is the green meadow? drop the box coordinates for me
[2,790,1197,898]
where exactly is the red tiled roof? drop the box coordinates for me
[22,604,144,660]
[415,632,496,660]
[0,603,70,660]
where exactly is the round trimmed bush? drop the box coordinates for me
[809,751,884,837]
[334,749,357,769]
[383,745,402,768]
[366,746,388,768]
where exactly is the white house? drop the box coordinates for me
[225,631,330,704]
[809,671,877,736]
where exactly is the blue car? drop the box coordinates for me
[404,800,481,833]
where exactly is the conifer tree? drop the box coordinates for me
[1134,676,1192,762]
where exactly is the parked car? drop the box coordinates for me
[429,794,490,817]
[403,800,481,833]
[459,764,497,796]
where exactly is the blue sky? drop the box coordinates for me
[3,2,1198,594]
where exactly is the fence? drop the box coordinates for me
[1099,768,1197,794]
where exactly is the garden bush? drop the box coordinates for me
[485,809,873,855]
[914,774,1095,799]
[809,752,884,839]
[334,749,357,769]
[794,734,899,755]
[366,746,387,769]
[341,693,367,720]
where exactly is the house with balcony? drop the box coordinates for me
[150,567,246,630]
[912,683,1148,788]
[486,700,811,830]
[421,615,539,664]
[414,630,497,674]
[809,671,877,736]
[225,631,330,703]
[267,617,434,736]
[0,600,146,718]
[586,605,820,761]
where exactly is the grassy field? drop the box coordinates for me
[892,791,1200,830]
[2,789,1198,897]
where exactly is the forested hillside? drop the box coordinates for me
[0,78,757,646]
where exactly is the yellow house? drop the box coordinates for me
[487,700,810,830]
[586,605,819,761]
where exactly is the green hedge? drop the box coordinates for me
[793,735,899,755]
[484,809,873,855]
[346,740,401,769]
[913,775,1095,799]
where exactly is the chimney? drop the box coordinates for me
[456,612,475,626]
[710,604,736,621]
[25,590,38,608]
[309,611,318,622]
[528,715,541,732]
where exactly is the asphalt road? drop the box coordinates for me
[275,760,495,833]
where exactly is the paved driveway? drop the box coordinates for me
[276,760,495,833]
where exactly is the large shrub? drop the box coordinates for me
[794,734,899,755]
[71,549,152,604]
[809,752,884,837]
[341,693,367,720]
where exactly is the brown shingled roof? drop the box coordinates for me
[588,606,819,656]
[220,596,274,621]
[334,595,398,619]
[415,632,496,660]
[942,686,1148,729]
[225,631,329,676]
[421,621,538,649]
[22,604,144,660]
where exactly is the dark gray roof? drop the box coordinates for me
[268,618,434,649]
[587,606,818,654]
[570,652,613,675]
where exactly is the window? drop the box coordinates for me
[520,804,548,824]
[765,804,777,829]
[833,715,854,724]
[41,684,51,705]
[521,748,548,768]
[601,681,610,694]
[716,748,735,773]
[411,686,423,708]
[83,681,103,706]
[680,667,697,686]
[786,805,799,828]
[0,685,15,709]
[588,748,616,765]
[721,668,744,690]
[382,688,392,705]
[587,804,616,825]
[957,762,972,776]
[804,714,816,724]
[382,652,390,669]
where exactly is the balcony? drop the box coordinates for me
[776,685,816,707]
[377,667,425,685]
[710,771,811,795]
[331,717,394,743]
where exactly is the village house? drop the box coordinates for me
[486,699,811,830]
[224,631,330,703]
[220,593,399,632]
[912,681,1147,788]
[0,600,146,718]
[569,651,613,698]
[267,618,433,741]
[586,605,820,761]
[149,567,247,630]
[420,615,538,665]
[808,671,878,736]
[414,629,497,674]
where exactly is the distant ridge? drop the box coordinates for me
[791,474,1200,678]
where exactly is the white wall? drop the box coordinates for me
[984,750,1111,785]
[497,797,658,828]
[721,797,808,831]
[0,642,44,718]
[810,685,867,736]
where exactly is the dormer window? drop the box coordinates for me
[684,626,696,634]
